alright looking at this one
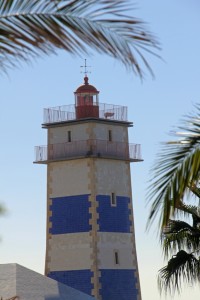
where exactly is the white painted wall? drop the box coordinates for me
[93,123,128,142]
[48,233,93,271]
[95,159,131,197]
[97,232,136,269]
[49,123,89,144]
[48,121,129,144]
[49,160,90,198]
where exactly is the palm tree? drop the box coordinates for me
[147,105,200,229]
[147,105,200,293]
[0,0,159,77]
[158,191,200,294]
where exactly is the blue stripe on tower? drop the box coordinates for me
[48,270,93,295]
[48,194,93,295]
[49,194,92,234]
[96,195,131,232]
[99,269,139,300]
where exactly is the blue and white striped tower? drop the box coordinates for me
[35,75,143,300]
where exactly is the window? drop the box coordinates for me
[111,192,117,206]
[67,131,71,142]
[114,251,119,265]
[84,94,93,105]
[108,129,112,141]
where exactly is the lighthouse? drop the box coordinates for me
[34,74,143,300]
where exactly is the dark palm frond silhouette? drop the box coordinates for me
[158,185,200,293]
[158,250,200,295]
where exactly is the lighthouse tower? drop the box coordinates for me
[35,75,142,300]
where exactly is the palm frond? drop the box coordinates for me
[147,104,200,229]
[0,0,160,76]
[158,250,200,294]
[163,219,195,235]
[163,225,200,258]
[177,201,200,228]
[189,182,200,198]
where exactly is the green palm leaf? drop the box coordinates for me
[147,105,200,229]
[0,0,159,76]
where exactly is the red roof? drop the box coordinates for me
[74,76,99,94]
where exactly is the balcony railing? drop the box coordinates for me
[43,103,128,124]
[34,139,142,163]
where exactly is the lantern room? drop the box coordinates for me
[74,75,99,119]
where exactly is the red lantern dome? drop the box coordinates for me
[75,75,99,93]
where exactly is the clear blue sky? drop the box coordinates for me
[0,1,200,299]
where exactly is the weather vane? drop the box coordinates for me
[80,59,91,76]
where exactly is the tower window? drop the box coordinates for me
[111,192,117,206]
[67,131,71,142]
[108,130,112,141]
[114,251,119,265]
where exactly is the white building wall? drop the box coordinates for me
[97,232,136,269]
[48,123,90,144]
[48,159,90,198]
[94,159,131,197]
[0,264,95,300]
[93,123,127,142]
[0,264,16,297]
[48,122,128,144]
[48,233,93,271]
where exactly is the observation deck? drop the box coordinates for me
[34,139,142,164]
[43,103,128,125]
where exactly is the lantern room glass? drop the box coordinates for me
[75,93,99,119]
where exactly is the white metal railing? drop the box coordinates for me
[43,103,128,124]
[34,140,142,163]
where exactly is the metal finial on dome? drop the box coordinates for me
[84,75,89,85]
[80,59,91,84]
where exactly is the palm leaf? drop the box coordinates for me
[163,223,200,258]
[188,182,200,199]
[0,0,159,76]
[158,250,200,294]
[177,201,200,228]
[147,105,200,229]
[163,219,195,235]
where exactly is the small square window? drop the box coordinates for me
[111,192,117,206]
